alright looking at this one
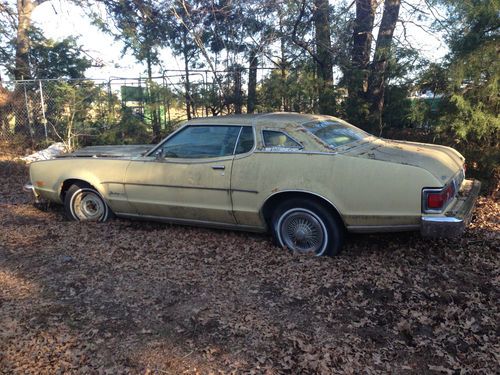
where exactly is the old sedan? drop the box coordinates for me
[25,113,480,256]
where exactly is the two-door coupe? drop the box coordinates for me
[25,113,481,256]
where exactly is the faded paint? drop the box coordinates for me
[345,138,464,182]
[28,112,468,232]
[63,144,153,158]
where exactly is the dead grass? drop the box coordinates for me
[0,155,498,374]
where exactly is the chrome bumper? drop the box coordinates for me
[23,182,34,192]
[421,179,481,238]
[23,182,41,203]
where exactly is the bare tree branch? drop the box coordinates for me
[171,0,224,92]
[291,0,322,66]
[422,0,452,37]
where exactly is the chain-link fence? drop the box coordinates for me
[1,78,114,148]
[0,67,317,149]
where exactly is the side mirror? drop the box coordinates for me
[154,149,164,160]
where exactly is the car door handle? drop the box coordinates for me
[211,165,225,170]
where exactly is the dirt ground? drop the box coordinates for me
[0,150,498,374]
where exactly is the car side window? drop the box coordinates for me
[235,127,254,154]
[262,130,302,149]
[160,125,241,158]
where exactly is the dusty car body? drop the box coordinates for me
[25,113,481,255]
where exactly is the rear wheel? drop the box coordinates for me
[64,183,111,222]
[271,198,344,256]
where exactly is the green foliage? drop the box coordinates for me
[344,45,427,131]
[256,68,320,113]
[390,0,500,188]
[432,0,500,145]
[0,0,496,192]
[438,94,500,141]
[89,0,167,70]
[418,63,448,95]
[382,85,416,129]
[0,26,90,80]
[42,80,155,147]
[44,81,107,148]
[0,2,15,74]
[343,94,371,129]
[96,108,151,145]
[27,30,91,79]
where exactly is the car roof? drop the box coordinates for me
[184,112,336,128]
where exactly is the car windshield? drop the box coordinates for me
[302,119,369,148]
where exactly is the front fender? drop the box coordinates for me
[29,158,130,205]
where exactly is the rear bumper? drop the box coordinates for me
[421,179,481,238]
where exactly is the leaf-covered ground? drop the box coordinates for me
[1,151,498,374]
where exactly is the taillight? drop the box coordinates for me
[427,192,446,209]
[422,183,456,213]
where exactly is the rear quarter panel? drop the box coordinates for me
[231,152,441,228]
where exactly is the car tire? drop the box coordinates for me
[64,182,112,222]
[271,198,344,256]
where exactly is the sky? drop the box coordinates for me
[32,1,149,79]
[30,0,449,81]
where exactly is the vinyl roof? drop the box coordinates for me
[185,112,335,127]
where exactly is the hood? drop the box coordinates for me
[60,144,153,158]
[348,138,464,184]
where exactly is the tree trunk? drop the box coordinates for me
[15,0,35,80]
[14,0,34,138]
[233,68,242,114]
[14,0,48,79]
[350,0,377,98]
[14,0,46,138]
[247,50,257,114]
[279,15,289,112]
[367,0,401,133]
[0,85,11,136]
[313,0,335,115]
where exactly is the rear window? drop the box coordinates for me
[302,120,368,148]
[262,130,302,149]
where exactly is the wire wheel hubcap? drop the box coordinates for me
[279,209,326,254]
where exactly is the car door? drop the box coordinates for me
[231,128,304,227]
[124,125,242,224]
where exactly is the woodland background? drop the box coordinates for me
[0,0,498,188]
[0,2,499,373]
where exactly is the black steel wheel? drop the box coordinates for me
[64,182,111,222]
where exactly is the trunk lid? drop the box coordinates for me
[347,138,464,184]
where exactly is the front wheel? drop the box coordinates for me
[271,199,344,256]
[64,183,111,222]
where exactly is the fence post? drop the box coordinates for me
[205,70,209,116]
[38,80,48,142]
[107,79,114,123]
[22,83,34,141]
